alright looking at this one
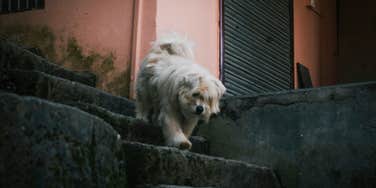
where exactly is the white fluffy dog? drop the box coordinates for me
[135,33,226,150]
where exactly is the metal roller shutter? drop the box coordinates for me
[222,0,293,96]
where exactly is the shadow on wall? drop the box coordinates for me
[0,24,131,98]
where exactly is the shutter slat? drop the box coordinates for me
[223,0,293,96]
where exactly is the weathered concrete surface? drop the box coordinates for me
[0,69,135,116]
[69,101,210,154]
[0,92,127,187]
[69,101,164,142]
[197,82,376,188]
[122,141,281,188]
[0,37,97,86]
[138,185,213,188]
[0,69,207,153]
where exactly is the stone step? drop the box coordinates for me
[137,185,213,188]
[0,92,279,188]
[122,141,281,188]
[70,101,209,154]
[0,92,127,187]
[0,37,96,86]
[0,69,135,116]
[197,81,376,188]
[0,69,208,153]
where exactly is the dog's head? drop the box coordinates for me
[177,74,226,122]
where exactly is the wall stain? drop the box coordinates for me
[1,25,130,98]
[0,25,56,60]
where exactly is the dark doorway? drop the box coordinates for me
[337,0,376,84]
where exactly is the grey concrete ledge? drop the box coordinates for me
[198,81,376,188]
[219,81,376,120]
[123,141,281,188]
[138,185,214,188]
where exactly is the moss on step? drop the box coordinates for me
[107,67,131,98]
[0,24,131,97]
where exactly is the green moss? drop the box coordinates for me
[0,25,57,60]
[65,37,97,71]
[62,37,111,88]
[0,25,131,97]
[62,37,130,97]
[99,53,115,75]
[66,37,85,62]
[64,37,116,75]
[90,52,115,88]
[107,68,131,98]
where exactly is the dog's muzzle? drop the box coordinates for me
[195,105,204,115]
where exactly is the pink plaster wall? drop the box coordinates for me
[155,0,220,77]
[128,0,220,98]
[294,0,338,88]
[294,0,321,87]
[0,0,135,72]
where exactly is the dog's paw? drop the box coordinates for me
[178,140,192,150]
[166,134,192,150]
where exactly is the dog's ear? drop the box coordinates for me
[208,79,226,114]
[212,79,226,98]
[181,74,199,89]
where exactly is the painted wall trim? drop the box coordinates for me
[219,0,224,82]
[129,0,142,99]
[129,0,157,99]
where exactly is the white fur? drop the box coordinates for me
[135,33,226,150]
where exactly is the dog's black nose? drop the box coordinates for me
[195,105,204,115]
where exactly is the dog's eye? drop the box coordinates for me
[192,92,200,97]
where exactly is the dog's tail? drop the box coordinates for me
[151,32,194,59]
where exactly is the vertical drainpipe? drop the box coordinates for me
[129,0,157,99]
[219,0,224,82]
[129,0,142,99]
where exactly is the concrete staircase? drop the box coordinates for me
[0,38,281,187]
[4,37,375,188]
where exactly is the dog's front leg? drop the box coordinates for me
[159,113,192,150]
[182,118,199,138]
